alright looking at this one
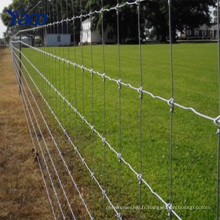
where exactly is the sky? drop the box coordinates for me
[0,0,13,38]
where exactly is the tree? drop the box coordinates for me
[87,0,216,43]
[86,0,140,43]
[142,0,216,42]
[1,0,216,43]
[1,0,44,41]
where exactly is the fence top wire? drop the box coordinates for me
[11,43,182,220]
[10,0,145,40]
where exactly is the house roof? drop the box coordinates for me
[82,18,90,24]
[210,24,220,30]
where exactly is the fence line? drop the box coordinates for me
[13,52,75,219]
[9,0,220,219]
[11,50,58,220]
[12,54,65,219]
[12,51,93,219]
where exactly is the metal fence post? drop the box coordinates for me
[19,27,22,94]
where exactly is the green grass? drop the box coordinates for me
[21,43,220,219]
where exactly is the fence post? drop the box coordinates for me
[19,27,22,94]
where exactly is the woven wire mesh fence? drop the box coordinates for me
[9,0,220,219]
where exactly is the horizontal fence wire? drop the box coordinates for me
[10,40,216,123]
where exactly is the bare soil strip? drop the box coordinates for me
[0,47,52,220]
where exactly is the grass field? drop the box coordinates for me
[20,43,220,219]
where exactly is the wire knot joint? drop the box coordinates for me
[167,98,174,113]
[117,79,121,90]
[103,73,106,82]
[82,116,85,123]
[117,212,121,219]
[166,203,173,216]
[116,3,120,11]
[138,87,143,99]
[90,69,94,77]
[91,172,95,179]
[102,137,106,146]
[102,189,106,198]
[136,0,141,6]
[82,158,85,165]
[137,173,142,185]
[118,153,122,162]
[214,116,220,127]
[74,146,77,153]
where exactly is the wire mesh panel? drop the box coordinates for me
[9,0,220,219]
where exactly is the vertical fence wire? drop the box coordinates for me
[58,0,61,123]
[46,0,50,100]
[217,0,220,219]
[168,0,174,219]
[101,0,106,218]
[71,1,78,208]
[137,1,143,219]
[80,3,85,219]
[116,0,122,218]
[61,0,66,130]
[19,26,22,94]
[43,0,46,96]
[54,0,58,121]
[89,0,95,217]
[47,0,51,106]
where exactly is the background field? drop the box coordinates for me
[20,43,220,219]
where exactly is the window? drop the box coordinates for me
[194,30,199,36]
[57,35,61,42]
[187,30,191,36]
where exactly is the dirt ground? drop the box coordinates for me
[0,47,52,219]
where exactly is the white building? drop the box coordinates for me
[80,18,116,44]
[12,36,32,47]
[44,32,71,46]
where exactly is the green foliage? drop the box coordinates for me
[1,0,217,43]
[142,0,216,42]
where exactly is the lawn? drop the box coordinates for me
[20,43,220,219]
